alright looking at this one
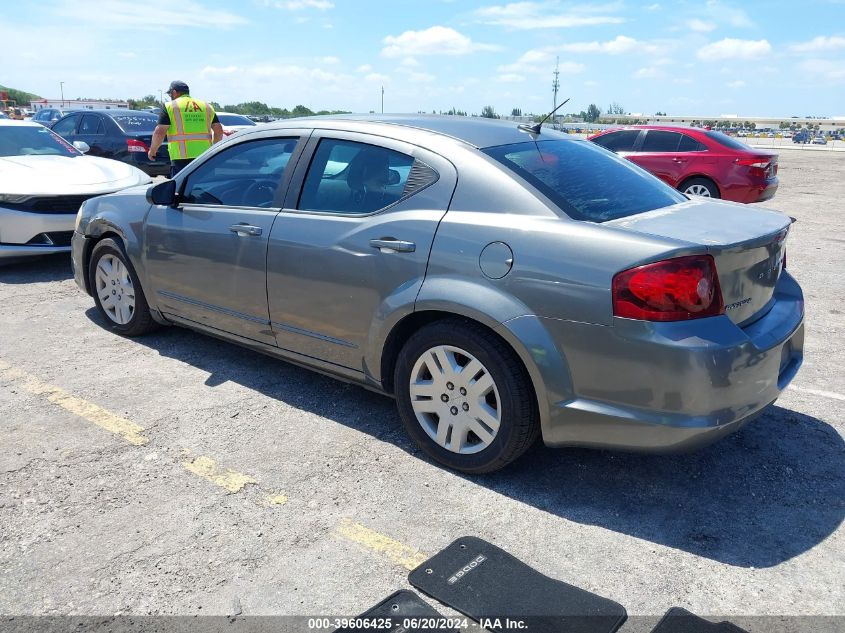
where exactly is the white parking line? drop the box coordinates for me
[788,385,845,402]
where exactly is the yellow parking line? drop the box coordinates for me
[335,518,427,570]
[182,454,258,493]
[0,360,149,446]
[263,494,289,506]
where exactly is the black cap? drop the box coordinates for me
[168,80,190,93]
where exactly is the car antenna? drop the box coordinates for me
[518,97,570,135]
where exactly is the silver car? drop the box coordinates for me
[71,115,804,473]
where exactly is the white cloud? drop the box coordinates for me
[410,72,436,83]
[267,0,333,9]
[496,73,526,83]
[381,26,498,58]
[789,35,845,53]
[60,0,248,30]
[118,52,137,58]
[727,80,746,88]
[356,64,373,73]
[797,58,845,80]
[646,3,660,9]
[634,66,663,79]
[703,1,753,28]
[400,57,421,67]
[320,56,340,64]
[697,38,772,61]
[559,35,662,55]
[688,19,715,32]
[474,2,624,29]
[365,73,391,83]
[497,50,585,74]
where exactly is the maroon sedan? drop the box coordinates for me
[588,125,778,203]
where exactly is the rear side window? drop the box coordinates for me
[703,130,753,151]
[484,140,685,222]
[678,134,706,152]
[592,130,640,152]
[641,130,681,152]
[298,139,430,215]
[80,115,104,135]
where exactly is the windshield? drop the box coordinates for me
[0,125,81,157]
[483,139,685,222]
[218,114,256,126]
[112,114,158,133]
[704,130,753,151]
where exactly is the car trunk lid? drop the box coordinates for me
[606,198,791,325]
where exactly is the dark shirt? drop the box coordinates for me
[158,98,220,126]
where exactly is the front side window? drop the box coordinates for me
[484,140,685,222]
[640,131,682,152]
[298,139,421,214]
[592,130,640,152]
[182,137,298,208]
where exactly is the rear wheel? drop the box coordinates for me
[680,177,720,198]
[394,319,539,473]
[89,238,157,337]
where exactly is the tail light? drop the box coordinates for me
[612,255,724,321]
[735,156,773,178]
[127,139,148,153]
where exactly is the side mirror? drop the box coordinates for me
[146,179,177,206]
[387,168,401,186]
[73,141,90,154]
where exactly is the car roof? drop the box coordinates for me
[56,109,158,118]
[262,114,571,149]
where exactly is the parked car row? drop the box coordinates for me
[0,120,150,259]
[588,125,778,203]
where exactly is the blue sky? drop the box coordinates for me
[4,0,845,117]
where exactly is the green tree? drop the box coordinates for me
[511,107,522,117]
[481,105,498,119]
[585,103,601,122]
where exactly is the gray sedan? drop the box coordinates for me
[71,115,804,473]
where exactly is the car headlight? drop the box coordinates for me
[0,194,32,204]
[75,200,88,231]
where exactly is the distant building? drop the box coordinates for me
[31,98,129,111]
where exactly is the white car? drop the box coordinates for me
[0,120,150,259]
[216,112,258,137]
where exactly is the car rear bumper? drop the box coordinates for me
[513,271,804,452]
[0,207,76,259]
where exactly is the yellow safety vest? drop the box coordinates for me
[165,95,214,160]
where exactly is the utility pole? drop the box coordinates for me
[552,57,560,113]
[60,81,65,107]
[381,86,384,114]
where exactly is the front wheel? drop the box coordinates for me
[89,238,158,337]
[394,319,539,473]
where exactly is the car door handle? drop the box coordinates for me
[672,157,688,163]
[229,224,263,236]
[369,238,416,253]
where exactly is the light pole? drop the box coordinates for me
[59,81,65,107]
[381,86,384,114]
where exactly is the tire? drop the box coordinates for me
[394,318,539,474]
[680,177,720,198]
[88,238,158,337]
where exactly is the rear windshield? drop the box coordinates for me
[483,139,685,222]
[112,114,158,133]
[0,125,80,157]
[218,114,256,126]
[703,130,752,151]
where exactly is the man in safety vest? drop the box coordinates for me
[148,80,223,177]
